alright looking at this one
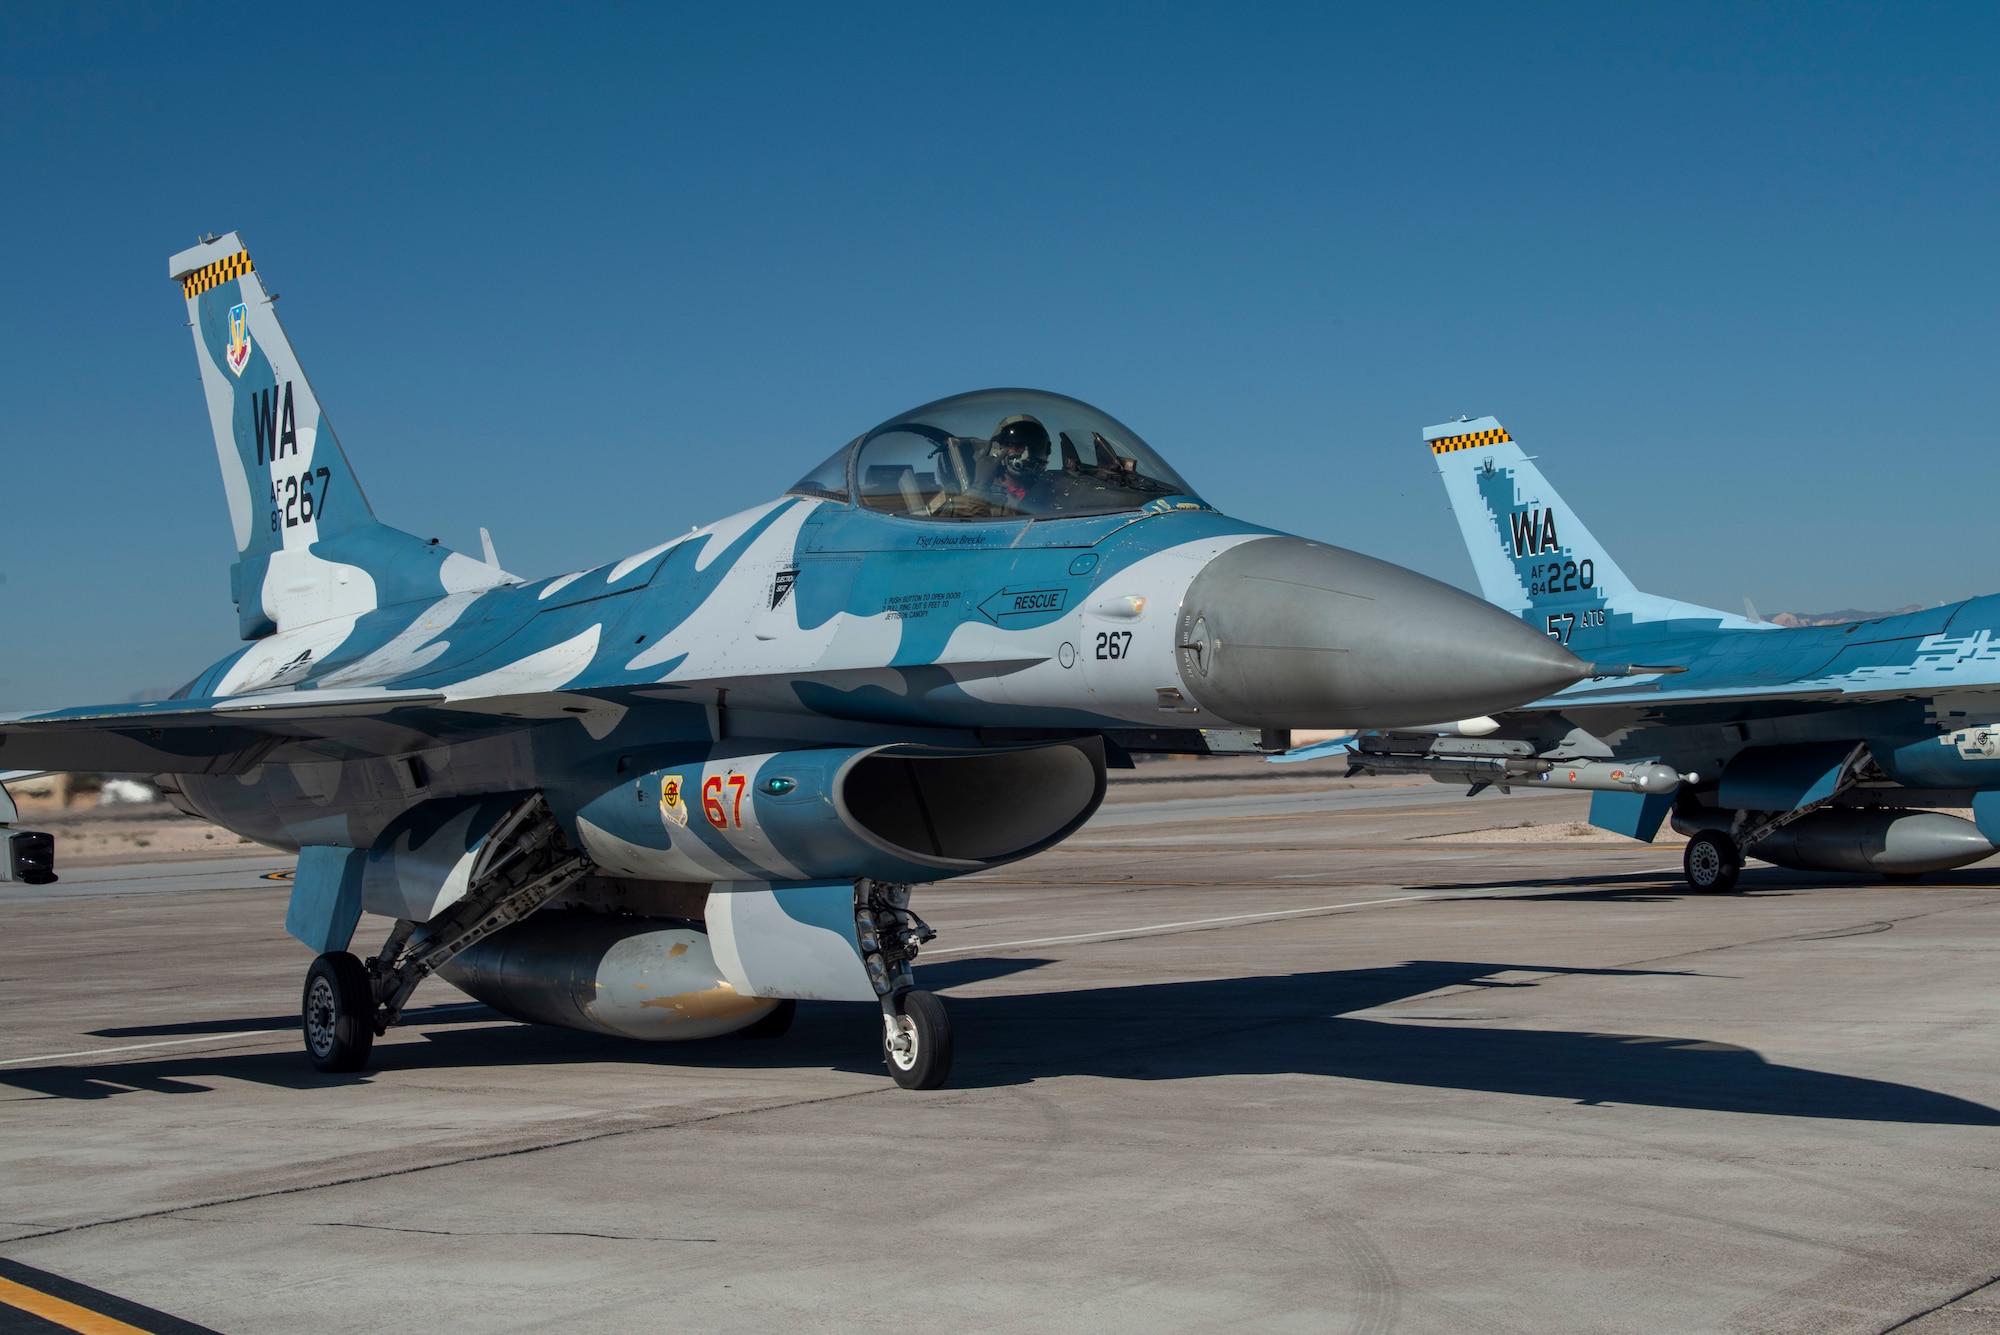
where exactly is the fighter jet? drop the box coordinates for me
[1328,417,2000,894]
[0,236,1582,1089]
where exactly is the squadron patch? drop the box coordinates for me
[659,774,688,827]
[770,567,799,610]
[226,303,252,376]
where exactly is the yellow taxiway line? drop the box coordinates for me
[0,1274,154,1334]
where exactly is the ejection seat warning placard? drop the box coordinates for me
[882,591,961,620]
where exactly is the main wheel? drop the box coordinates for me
[303,951,376,1073]
[1684,830,1742,894]
[882,990,953,1090]
[735,998,797,1040]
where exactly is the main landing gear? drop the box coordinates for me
[1683,830,1742,894]
[859,880,953,1089]
[1682,745,1868,896]
[300,795,592,1074]
[303,951,375,1073]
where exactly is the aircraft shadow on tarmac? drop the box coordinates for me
[5,957,1996,1126]
[1437,863,2000,902]
[75,964,1043,1039]
[84,1001,515,1040]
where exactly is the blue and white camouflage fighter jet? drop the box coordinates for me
[0,236,1583,1088]
[1328,417,2000,895]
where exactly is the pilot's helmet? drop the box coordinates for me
[991,415,1051,477]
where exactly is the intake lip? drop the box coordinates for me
[1175,536,1586,729]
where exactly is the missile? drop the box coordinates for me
[1524,759,1684,794]
[1346,751,1684,794]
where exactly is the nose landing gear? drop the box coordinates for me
[858,880,954,1089]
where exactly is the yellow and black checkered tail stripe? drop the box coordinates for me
[179,250,254,299]
[1429,427,1510,454]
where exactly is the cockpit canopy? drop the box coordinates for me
[787,389,1204,521]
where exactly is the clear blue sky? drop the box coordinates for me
[2,3,1995,710]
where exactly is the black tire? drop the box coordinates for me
[302,952,376,1073]
[1684,830,1741,894]
[735,998,797,1040]
[883,990,954,1090]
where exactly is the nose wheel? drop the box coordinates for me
[882,990,953,1089]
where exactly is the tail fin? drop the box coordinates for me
[1427,417,1756,656]
[171,234,508,638]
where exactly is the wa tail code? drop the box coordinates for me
[1510,507,1560,557]
[252,382,300,464]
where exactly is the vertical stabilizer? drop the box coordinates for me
[1427,417,1756,655]
[171,234,508,639]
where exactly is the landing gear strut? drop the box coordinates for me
[298,794,592,1073]
[858,880,953,1089]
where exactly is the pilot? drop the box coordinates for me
[978,414,1052,508]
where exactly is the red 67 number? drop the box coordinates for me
[702,773,750,829]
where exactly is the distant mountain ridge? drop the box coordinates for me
[1767,605,1925,628]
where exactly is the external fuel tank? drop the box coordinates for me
[438,911,779,1041]
[1673,808,1997,876]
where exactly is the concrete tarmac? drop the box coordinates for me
[4,768,2000,1333]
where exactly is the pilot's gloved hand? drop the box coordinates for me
[959,437,1001,488]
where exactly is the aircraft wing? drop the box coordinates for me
[0,689,469,774]
[1531,678,1865,713]
[0,656,1053,774]
[1527,652,2000,717]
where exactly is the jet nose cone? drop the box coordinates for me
[1176,537,1585,729]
